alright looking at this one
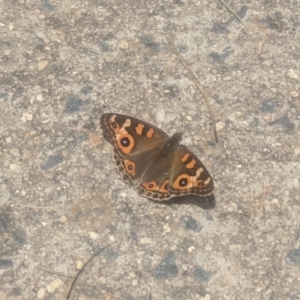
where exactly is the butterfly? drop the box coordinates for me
[100,113,214,201]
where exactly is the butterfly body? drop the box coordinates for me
[100,113,214,201]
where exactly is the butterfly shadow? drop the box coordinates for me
[152,194,216,210]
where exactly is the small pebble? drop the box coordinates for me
[183,136,192,145]
[4,49,11,56]
[205,244,212,251]
[76,260,83,270]
[61,150,69,158]
[263,60,272,67]
[156,110,165,122]
[231,202,238,209]
[132,279,138,286]
[294,148,300,155]
[89,232,100,240]
[6,137,12,144]
[117,39,129,49]
[287,69,299,79]
[188,246,195,253]
[290,91,299,98]
[216,121,225,131]
[163,224,171,233]
[58,215,67,223]
[9,164,20,172]
[21,115,27,123]
[37,287,46,299]
[140,237,152,244]
[36,94,43,102]
[38,60,49,70]
[21,113,33,122]
[99,276,106,284]
[46,278,63,293]
[104,294,112,300]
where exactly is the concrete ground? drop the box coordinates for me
[1,0,300,299]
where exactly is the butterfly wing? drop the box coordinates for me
[100,113,169,186]
[168,145,214,197]
[136,145,214,200]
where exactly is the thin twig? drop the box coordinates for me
[63,247,106,300]
[218,0,250,32]
[166,36,218,143]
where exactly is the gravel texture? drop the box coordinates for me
[0,1,300,299]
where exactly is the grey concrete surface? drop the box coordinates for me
[1,0,300,299]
